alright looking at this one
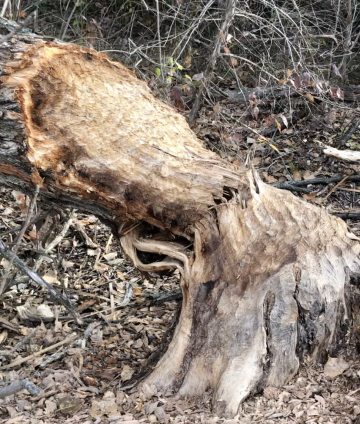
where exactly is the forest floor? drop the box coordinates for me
[0,92,360,424]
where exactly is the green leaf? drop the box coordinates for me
[166,76,172,84]
[175,61,183,70]
[155,67,161,76]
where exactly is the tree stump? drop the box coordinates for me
[1,33,360,417]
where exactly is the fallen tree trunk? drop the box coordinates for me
[1,32,360,417]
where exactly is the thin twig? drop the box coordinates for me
[0,12,34,44]
[272,175,360,189]
[72,220,97,248]
[188,0,236,126]
[0,379,40,399]
[33,210,75,272]
[0,333,78,370]
[322,175,350,200]
[155,0,162,77]
[0,0,10,18]
[0,239,82,325]
[0,186,39,294]
[60,0,81,40]
[333,212,360,220]
[340,117,360,146]
[0,327,39,357]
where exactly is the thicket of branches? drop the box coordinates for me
[3,0,360,114]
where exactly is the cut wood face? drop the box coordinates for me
[1,38,360,417]
[2,42,245,237]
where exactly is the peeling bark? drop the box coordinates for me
[0,34,360,417]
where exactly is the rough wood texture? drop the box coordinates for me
[1,35,360,417]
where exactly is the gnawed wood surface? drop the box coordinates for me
[1,34,360,417]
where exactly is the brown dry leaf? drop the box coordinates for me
[87,248,98,256]
[37,304,55,320]
[121,364,135,381]
[252,157,261,166]
[11,190,29,212]
[104,252,117,261]
[263,386,281,399]
[44,400,58,415]
[280,114,288,127]
[62,260,75,270]
[43,271,58,284]
[314,394,326,408]
[293,170,301,181]
[94,263,109,272]
[192,72,204,81]
[27,225,38,240]
[230,57,238,67]
[213,103,222,115]
[89,391,118,418]
[302,192,317,201]
[57,396,83,415]
[324,356,349,378]
[154,406,167,422]
[0,329,8,344]
[1,207,13,216]
[306,92,315,103]
[0,258,10,268]
[76,216,97,226]
[303,170,317,180]
[262,172,278,183]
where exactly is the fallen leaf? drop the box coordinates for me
[269,143,280,152]
[104,252,117,261]
[293,170,301,181]
[57,396,83,415]
[0,329,8,344]
[275,119,282,132]
[192,72,204,81]
[263,386,281,399]
[324,356,349,378]
[121,365,135,381]
[43,271,58,284]
[280,114,288,128]
[62,260,75,270]
[332,63,342,79]
[89,391,118,418]
[306,92,315,103]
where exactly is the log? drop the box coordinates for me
[1,33,360,417]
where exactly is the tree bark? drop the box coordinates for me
[1,33,360,417]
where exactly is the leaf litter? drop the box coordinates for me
[1,98,360,422]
